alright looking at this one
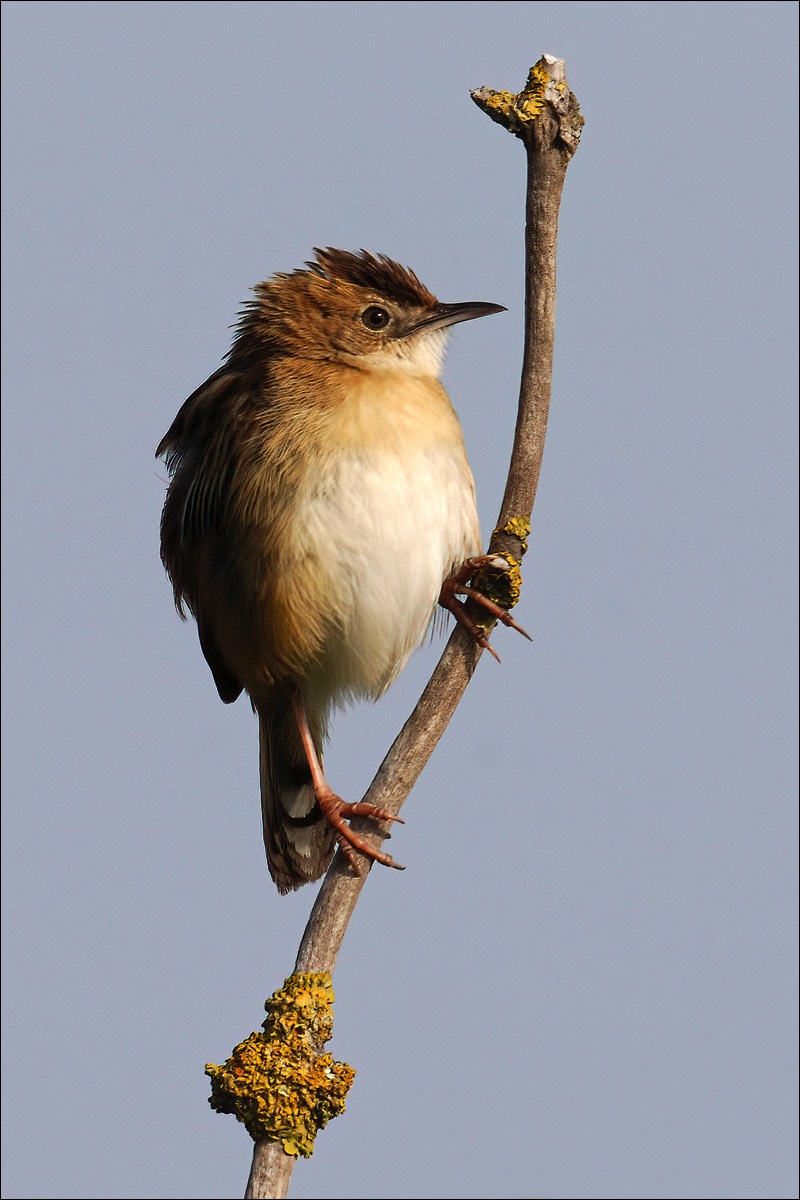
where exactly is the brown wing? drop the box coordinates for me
[157,367,252,704]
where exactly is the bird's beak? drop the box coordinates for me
[408,301,506,335]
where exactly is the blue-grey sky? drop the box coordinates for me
[2,3,797,1199]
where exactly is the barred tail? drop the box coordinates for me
[258,703,336,893]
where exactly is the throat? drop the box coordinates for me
[361,328,449,378]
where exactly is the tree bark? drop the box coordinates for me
[244,55,583,1199]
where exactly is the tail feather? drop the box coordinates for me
[258,704,336,893]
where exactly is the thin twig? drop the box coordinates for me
[245,56,583,1199]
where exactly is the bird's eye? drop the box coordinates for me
[361,305,391,331]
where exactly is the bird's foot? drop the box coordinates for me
[315,786,406,876]
[439,554,532,662]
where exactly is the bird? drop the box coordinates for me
[157,248,523,893]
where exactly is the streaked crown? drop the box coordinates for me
[228,248,504,377]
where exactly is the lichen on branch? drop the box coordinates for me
[471,55,584,154]
[206,972,355,1158]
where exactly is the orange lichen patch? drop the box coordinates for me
[205,973,355,1157]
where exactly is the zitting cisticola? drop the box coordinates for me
[157,249,516,892]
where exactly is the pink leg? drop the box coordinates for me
[291,694,405,876]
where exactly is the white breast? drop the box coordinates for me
[300,412,481,709]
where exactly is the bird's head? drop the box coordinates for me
[229,248,504,378]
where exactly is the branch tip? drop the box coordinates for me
[471,55,583,153]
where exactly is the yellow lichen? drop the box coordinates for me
[472,553,523,613]
[495,516,531,556]
[205,972,355,1157]
[518,60,550,119]
[481,88,518,122]
[471,59,550,133]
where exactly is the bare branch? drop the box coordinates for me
[245,55,583,1198]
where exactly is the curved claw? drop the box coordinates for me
[341,801,405,825]
[317,785,406,873]
[337,835,405,876]
[440,594,502,662]
[457,584,532,641]
[439,553,531,657]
